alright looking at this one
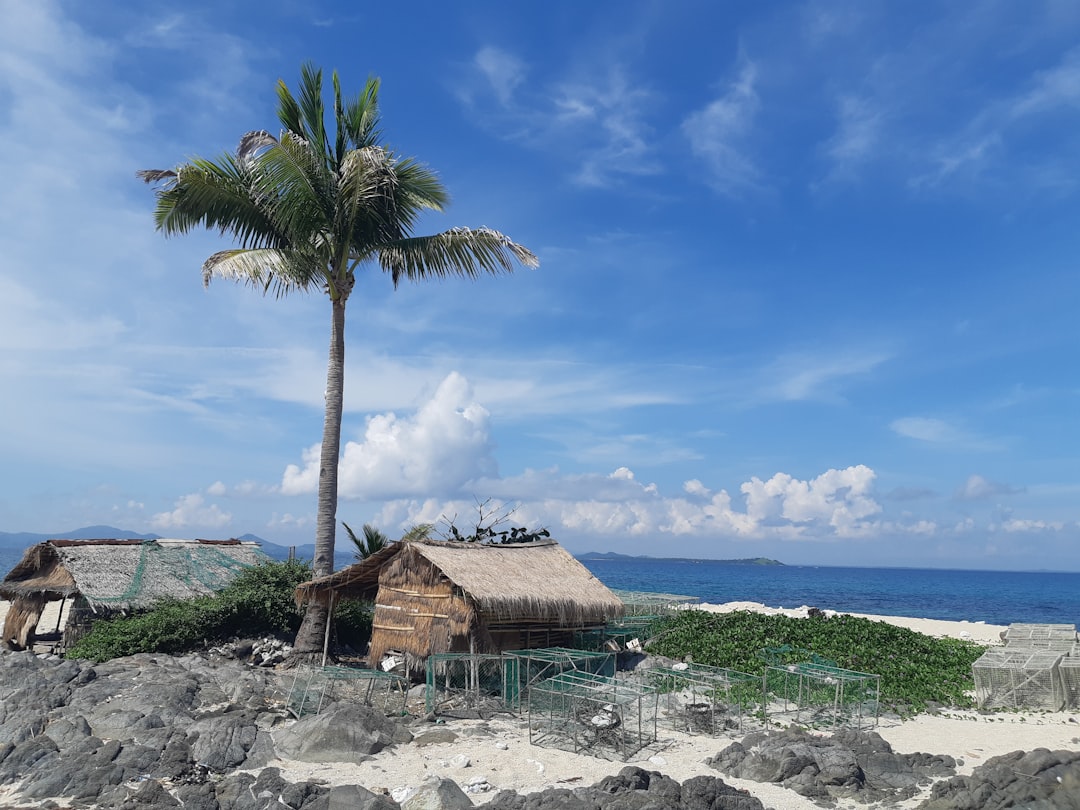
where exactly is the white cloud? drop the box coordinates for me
[1001,517,1065,532]
[821,95,882,179]
[370,460,885,543]
[151,493,231,530]
[684,479,710,497]
[458,48,660,187]
[555,69,661,187]
[955,474,1019,501]
[750,349,890,404]
[741,466,880,535]
[474,46,526,107]
[1009,45,1080,119]
[280,372,497,500]
[682,60,761,195]
[890,416,960,443]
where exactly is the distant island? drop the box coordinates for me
[577,551,784,565]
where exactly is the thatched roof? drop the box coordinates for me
[296,539,624,625]
[0,539,268,611]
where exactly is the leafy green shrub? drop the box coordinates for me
[648,610,984,714]
[67,559,314,662]
[332,599,374,652]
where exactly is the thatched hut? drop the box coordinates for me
[1,538,268,651]
[295,539,625,672]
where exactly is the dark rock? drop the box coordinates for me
[708,726,957,804]
[681,775,764,810]
[172,781,219,810]
[918,747,1080,810]
[190,713,259,771]
[274,702,413,764]
[326,783,401,810]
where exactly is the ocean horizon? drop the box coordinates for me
[580,556,1080,629]
[4,545,1077,630]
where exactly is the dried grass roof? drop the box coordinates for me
[0,539,268,610]
[296,539,625,625]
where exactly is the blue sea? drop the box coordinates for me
[580,558,1080,629]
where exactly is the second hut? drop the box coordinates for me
[295,538,625,673]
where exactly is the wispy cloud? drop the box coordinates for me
[819,95,883,181]
[474,46,526,107]
[890,417,1001,451]
[757,349,889,403]
[681,60,761,195]
[954,473,1022,501]
[458,47,660,187]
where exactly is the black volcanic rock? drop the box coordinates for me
[707,727,956,805]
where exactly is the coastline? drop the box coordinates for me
[693,600,1008,644]
[1,598,1077,807]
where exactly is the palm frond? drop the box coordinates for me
[341,75,381,151]
[236,130,280,168]
[276,78,305,141]
[202,247,322,295]
[297,62,331,162]
[137,168,177,185]
[376,227,539,286]
[251,132,336,239]
[146,155,286,250]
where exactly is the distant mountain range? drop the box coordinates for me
[0,526,357,572]
[0,527,783,573]
[576,551,784,565]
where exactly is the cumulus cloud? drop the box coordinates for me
[281,372,497,500]
[1000,517,1065,532]
[151,493,231,531]
[372,459,885,543]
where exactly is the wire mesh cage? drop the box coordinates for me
[528,671,659,760]
[611,590,700,616]
[972,649,1065,711]
[573,616,668,653]
[286,665,409,718]
[764,662,880,729]
[1056,656,1080,709]
[424,652,507,718]
[1003,623,1077,652]
[758,645,838,668]
[502,647,615,710]
[644,663,764,735]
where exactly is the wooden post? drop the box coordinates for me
[321,592,335,667]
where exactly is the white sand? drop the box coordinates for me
[261,603,1077,808]
[694,600,1009,644]
[4,599,1077,809]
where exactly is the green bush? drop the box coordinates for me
[648,610,984,714]
[332,599,374,652]
[66,559,319,662]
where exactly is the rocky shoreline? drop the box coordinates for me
[1,649,1079,809]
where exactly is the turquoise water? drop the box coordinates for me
[581,558,1080,628]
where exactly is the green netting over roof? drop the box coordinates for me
[1,539,267,611]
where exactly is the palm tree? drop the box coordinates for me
[139,64,538,659]
[342,522,389,560]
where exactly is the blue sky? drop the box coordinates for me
[2,0,1079,570]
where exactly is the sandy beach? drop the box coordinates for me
[3,598,1075,808]
[260,602,1076,808]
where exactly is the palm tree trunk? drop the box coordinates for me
[291,294,347,658]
